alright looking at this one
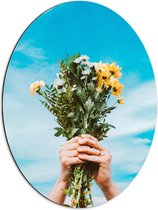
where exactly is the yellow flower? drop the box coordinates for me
[114,71,122,78]
[95,62,111,88]
[112,80,124,97]
[30,80,45,95]
[107,77,116,88]
[95,62,110,77]
[117,97,125,104]
[95,61,123,95]
[109,63,122,78]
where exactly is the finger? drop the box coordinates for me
[60,142,78,151]
[78,154,102,163]
[60,150,78,158]
[77,146,100,156]
[100,150,112,160]
[81,134,97,141]
[67,157,85,165]
[67,136,82,144]
[78,138,103,150]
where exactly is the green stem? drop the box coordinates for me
[69,163,93,208]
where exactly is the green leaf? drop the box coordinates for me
[67,112,74,118]
[67,127,79,138]
[108,124,116,129]
[54,127,63,137]
[61,188,69,195]
[76,64,81,77]
[105,106,116,113]
[40,100,53,112]
[87,83,95,92]
[85,97,94,112]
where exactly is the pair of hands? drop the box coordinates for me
[58,134,113,190]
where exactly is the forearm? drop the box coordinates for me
[48,179,69,205]
[99,182,120,200]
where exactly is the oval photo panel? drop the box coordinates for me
[2,1,157,208]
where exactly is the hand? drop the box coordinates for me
[49,134,119,203]
[58,136,85,184]
[48,136,86,204]
[77,134,113,189]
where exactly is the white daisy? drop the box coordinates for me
[82,69,91,75]
[91,62,98,68]
[71,84,77,91]
[53,78,65,89]
[80,76,86,80]
[92,77,97,80]
[73,55,89,64]
[81,60,93,68]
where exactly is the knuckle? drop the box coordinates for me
[77,146,82,151]
[94,138,98,142]
[106,152,112,161]
[108,151,112,159]
[96,142,99,146]
[95,142,99,147]
[74,136,81,141]
[87,134,93,139]
[74,143,78,148]
[96,149,100,155]
[88,147,92,153]
[83,138,88,143]
[73,150,78,156]
[92,156,97,161]
[61,157,67,165]
[72,137,77,141]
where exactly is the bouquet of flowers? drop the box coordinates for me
[30,54,124,208]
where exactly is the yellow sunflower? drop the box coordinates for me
[109,63,122,78]
[95,62,111,88]
[112,79,124,97]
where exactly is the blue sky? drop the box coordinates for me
[3,1,157,206]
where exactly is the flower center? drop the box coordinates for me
[113,87,117,92]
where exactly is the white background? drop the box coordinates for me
[0,0,158,209]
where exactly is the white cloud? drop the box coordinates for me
[20,160,60,183]
[15,41,46,59]
[3,61,62,162]
[99,135,152,193]
[107,80,157,138]
[103,136,150,172]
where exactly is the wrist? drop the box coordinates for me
[96,179,113,191]
[101,181,114,191]
[57,178,70,188]
[100,181,120,200]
